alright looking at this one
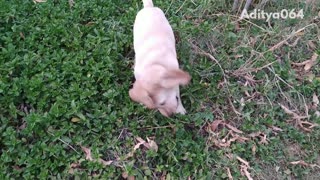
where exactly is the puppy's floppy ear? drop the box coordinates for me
[129,81,155,109]
[160,69,191,88]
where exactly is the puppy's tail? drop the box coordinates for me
[142,0,153,8]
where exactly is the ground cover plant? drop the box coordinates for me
[0,0,319,179]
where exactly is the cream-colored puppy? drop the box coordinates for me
[129,0,191,117]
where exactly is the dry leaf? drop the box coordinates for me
[71,117,80,122]
[313,93,319,107]
[304,61,315,71]
[252,144,256,155]
[279,104,308,119]
[210,120,224,132]
[98,159,112,166]
[315,111,320,118]
[291,53,318,71]
[122,172,129,179]
[304,53,318,71]
[69,162,80,174]
[147,137,158,152]
[80,146,112,166]
[290,160,309,166]
[134,137,146,151]
[271,126,283,132]
[81,146,93,161]
[291,59,312,66]
[234,54,243,58]
[225,124,243,134]
[70,163,80,168]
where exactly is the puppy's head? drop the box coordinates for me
[129,67,190,117]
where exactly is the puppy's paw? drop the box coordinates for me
[176,105,186,115]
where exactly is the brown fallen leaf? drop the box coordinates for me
[279,104,309,119]
[271,126,283,132]
[291,59,312,66]
[234,54,243,58]
[70,163,80,168]
[291,52,318,71]
[80,146,113,166]
[248,132,269,144]
[252,144,256,155]
[304,53,318,71]
[225,124,243,134]
[290,160,309,166]
[134,137,146,151]
[98,159,112,166]
[147,137,158,152]
[210,120,224,132]
[81,146,93,161]
[122,172,129,179]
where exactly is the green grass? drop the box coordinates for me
[0,0,319,179]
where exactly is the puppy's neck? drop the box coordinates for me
[135,64,166,82]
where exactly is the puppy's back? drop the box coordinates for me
[134,7,175,54]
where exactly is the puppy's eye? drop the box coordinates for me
[176,96,179,101]
[160,101,166,106]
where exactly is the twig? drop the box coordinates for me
[136,125,175,130]
[47,131,79,154]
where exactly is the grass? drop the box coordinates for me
[0,0,319,179]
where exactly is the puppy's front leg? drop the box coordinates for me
[175,87,187,114]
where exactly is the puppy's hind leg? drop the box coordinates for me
[175,87,187,115]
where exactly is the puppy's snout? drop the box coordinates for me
[159,108,173,117]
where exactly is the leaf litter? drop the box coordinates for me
[280,103,318,132]
[291,52,318,71]
[69,137,158,174]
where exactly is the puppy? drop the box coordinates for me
[129,0,191,117]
